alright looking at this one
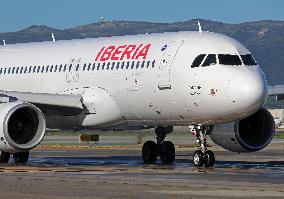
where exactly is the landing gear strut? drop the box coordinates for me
[193,125,215,167]
[0,151,30,164]
[0,151,10,163]
[13,151,29,165]
[142,126,175,164]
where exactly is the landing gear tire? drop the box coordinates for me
[142,141,158,164]
[0,151,10,163]
[203,150,215,168]
[13,151,29,165]
[193,150,204,167]
[160,141,175,164]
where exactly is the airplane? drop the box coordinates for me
[0,29,282,167]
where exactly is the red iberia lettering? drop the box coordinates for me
[95,47,105,61]
[120,45,136,60]
[131,44,143,59]
[95,44,151,61]
[135,44,151,60]
[100,46,115,61]
[111,45,127,60]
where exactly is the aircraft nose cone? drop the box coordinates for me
[228,71,268,112]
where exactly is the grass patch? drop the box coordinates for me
[274,133,284,139]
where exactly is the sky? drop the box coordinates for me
[0,0,283,32]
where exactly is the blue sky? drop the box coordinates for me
[0,0,283,32]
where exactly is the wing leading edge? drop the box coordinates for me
[0,90,83,115]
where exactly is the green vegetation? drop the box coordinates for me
[274,133,284,139]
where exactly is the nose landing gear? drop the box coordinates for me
[142,126,175,164]
[192,125,215,167]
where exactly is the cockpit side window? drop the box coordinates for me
[202,54,217,67]
[218,54,242,66]
[191,54,206,68]
[241,54,257,66]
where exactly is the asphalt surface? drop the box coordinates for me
[0,140,283,199]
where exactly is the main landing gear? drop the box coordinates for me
[192,125,215,167]
[0,151,29,164]
[142,126,175,164]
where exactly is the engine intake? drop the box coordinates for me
[0,101,46,152]
[210,108,275,152]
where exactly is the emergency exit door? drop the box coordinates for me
[158,40,184,90]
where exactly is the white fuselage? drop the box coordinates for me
[0,31,268,129]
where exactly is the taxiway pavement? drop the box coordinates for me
[0,140,283,199]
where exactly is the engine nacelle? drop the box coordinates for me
[0,101,46,153]
[210,108,275,152]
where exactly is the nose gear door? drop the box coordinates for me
[158,40,184,90]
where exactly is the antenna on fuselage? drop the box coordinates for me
[198,21,202,33]
[51,33,56,42]
[3,40,6,45]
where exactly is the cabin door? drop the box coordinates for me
[158,40,184,90]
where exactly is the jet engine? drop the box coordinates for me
[210,108,275,152]
[0,101,46,153]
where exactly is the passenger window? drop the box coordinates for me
[97,63,100,70]
[50,65,54,72]
[121,62,125,69]
[88,63,91,71]
[241,54,257,66]
[141,61,145,68]
[131,61,135,69]
[136,61,140,69]
[54,65,58,72]
[76,64,80,71]
[147,61,150,68]
[202,54,217,67]
[152,60,156,68]
[126,62,130,69]
[219,54,242,66]
[92,63,96,71]
[111,62,115,70]
[116,62,120,70]
[192,54,206,68]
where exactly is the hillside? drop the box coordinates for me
[0,19,284,86]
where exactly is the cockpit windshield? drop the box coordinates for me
[191,54,206,68]
[202,54,217,67]
[241,54,257,66]
[218,54,242,66]
[191,53,257,68]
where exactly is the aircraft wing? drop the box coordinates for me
[268,85,284,101]
[0,90,83,115]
